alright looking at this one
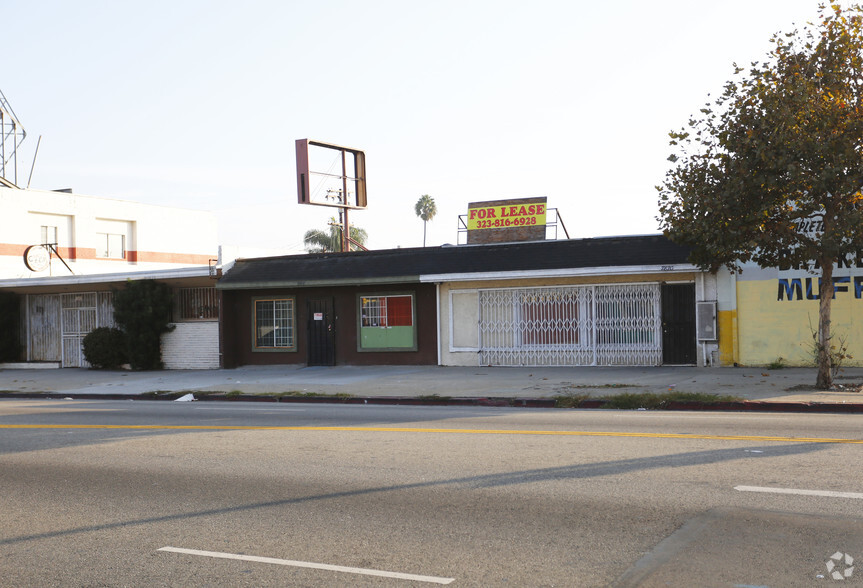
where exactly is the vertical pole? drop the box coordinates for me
[591,286,597,366]
[343,207,350,252]
[435,283,442,366]
[1,110,5,178]
[11,120,17,185]
[27,135,42,189]
[341,150,350,252]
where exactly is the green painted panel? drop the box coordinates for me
[360,326,414,349]
[384,326,414,348]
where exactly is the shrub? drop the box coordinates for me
[82,327,128,369]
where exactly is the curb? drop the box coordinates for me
[0,392,556,408]
[2,392,863,413]
[662,399,863,413]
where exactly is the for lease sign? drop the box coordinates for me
[467,202,547,230]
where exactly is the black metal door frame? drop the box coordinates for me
[661,283,696,365]
[307,298,335,366]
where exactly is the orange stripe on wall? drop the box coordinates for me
[58,247,86,260]
[1,243,214,265]
[0,244,26,256]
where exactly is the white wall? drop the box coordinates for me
[161,322,220,369]
[0,187,217,279]
[439,271,720,367]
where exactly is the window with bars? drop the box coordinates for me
[175,287,219,321]
[595,294,657,346]
[361,296,384,327]
[254,298,296,350]
[478,284,662,366]
[518,291,582,346]
[359,294,416,350]
[361,295,413,327]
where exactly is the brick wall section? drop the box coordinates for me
[161,322,220,369]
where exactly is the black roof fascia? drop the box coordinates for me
[217,235,692,290]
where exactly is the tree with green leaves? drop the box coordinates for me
[112,279,175,370]
[414,194,437,247]
[658,4,863,388]
[303,218,368,253]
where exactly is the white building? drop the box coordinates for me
[0,185,221,368]
[0,186,218,279]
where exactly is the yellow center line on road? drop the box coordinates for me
[0,423,861,444]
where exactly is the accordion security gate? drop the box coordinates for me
[477,284,662,366]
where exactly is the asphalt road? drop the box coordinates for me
[1,400,862,587]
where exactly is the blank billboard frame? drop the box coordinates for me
[296,139,367,209]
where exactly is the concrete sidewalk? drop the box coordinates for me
[1,364,863,408]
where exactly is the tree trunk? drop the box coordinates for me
[423,221,427,247]
[816,257,834,389]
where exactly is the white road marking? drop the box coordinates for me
[735,485,863,500]
[158,546,455,585]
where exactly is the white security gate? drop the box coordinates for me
[478,284,662,366]
[60,293,114,367]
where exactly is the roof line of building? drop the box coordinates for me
[216,264,701,291]
[0,266,214,288]
[215,275,420,290]
[419,264,700,283]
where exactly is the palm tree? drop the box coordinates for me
[414,194,437,247]
[303,218,368,253]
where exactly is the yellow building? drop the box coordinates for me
[717,260,863,367]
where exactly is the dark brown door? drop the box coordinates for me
[661,283,696,365]
[307,298,335,366]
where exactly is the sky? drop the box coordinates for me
[2,0,839,253]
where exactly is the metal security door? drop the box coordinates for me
[307,298,335,366]
[61,293,98,367]
[661,283,696,365]
[28,294,62,362]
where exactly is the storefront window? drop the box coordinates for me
[254,298,296,351]
[359,294,416,350]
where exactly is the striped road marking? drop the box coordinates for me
[734,485,863,500]
[157,546,455,585]
[1,423,862,444]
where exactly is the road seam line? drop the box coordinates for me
[157,546,455,584]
